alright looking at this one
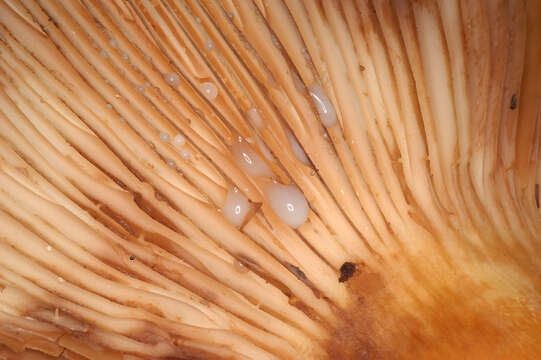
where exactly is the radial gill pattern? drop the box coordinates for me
[0,0,540,359]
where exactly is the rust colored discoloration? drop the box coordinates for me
[326,252,541,360]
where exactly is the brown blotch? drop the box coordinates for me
[339,262,356,282]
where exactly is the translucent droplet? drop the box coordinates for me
[200,82,218,100]
[122,53,129,61]
[166,159,176,168]
[231,141,273,177]
[181,150,191,160]
[159,131,170,142]
[292,72,306,92]
[271,34,281,48]
[309,83,337,127]
[246,108,264,128]
[265,183,308,228]
[173,134,186,147]
[286,129,310,165]
[205,39,214,50]
[165,72,180,87]
[46,245,52,251]
[106,103,112,109]
[222,187,253,227]
[109,39,117,48]
[100,49,108,58]
[136,84,145,93]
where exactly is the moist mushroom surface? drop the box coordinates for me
[0,0,540,359]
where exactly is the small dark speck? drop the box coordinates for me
[129,255,135,261]
[339,262,356,282]
[510,94,518,110]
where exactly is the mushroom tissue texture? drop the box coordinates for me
[0,0,540,359]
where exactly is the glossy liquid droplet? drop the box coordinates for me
[159,131,170,142]
[292,72,306,92]
[205,39,214,50]
[231,141,273,177]
[309,83,337,127]
[166,159,176,168]
[173,134,186,147]
[222,187,253,227]
[165,72,180,87]
[200,82,218,100]
[246,108,264,128]
[286,129,310,165]
[265,183,308,228]
[181,150,191,160]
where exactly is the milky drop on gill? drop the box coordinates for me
[246,108,264,128]
[173,134,186,147]
[165,72,180,87]
[286,129,310,165]
[159,131,170,142]
[200,82,218,100]
[265,183,308,228]
[222,187,252,227]
[309,83,337,127]
[231,140,273,177]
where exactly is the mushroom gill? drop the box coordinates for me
[0,0,539,359]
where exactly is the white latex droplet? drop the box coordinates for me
[165,72,180,87]
[231,141,273,177]
[173,134,186,147]
[200,82,218,100]
[309,83,337,127]
[246,108,264,128]
[222,187,252,227]
[181,150,191,160]
[159,132,170,142]
[265,183,308,228]
[286,129,310,165]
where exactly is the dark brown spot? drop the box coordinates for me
[510,94,517,110]
[129,255,135,261]
[339,262,356,282]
